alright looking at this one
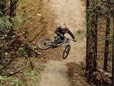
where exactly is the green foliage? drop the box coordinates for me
[0,16,12,32]
[0,14,25,31]
[76,30,84,35]
[0,69,42,86]
[0,76,10,81]
[0,15,23,33]
[16,47,27,57]
[0,0,45,85]
[24,70,41,81]
[1,44,9,50]
[11,16,24,28]
[0,76,24,86]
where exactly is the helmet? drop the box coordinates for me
[60,23,67,29]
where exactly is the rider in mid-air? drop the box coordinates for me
[54,24,76,45]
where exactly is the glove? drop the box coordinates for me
[73,39,77,42]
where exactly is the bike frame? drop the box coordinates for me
[51,37,73,47]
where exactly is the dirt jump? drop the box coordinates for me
[40,0,86,86]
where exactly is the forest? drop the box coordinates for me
[0,0,113,86]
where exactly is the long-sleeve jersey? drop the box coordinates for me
[55,27,75,39]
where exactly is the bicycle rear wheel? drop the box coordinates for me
[37,38,51,50]
[63,45,71,59]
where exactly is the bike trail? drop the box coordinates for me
[39,0,86,86]
[39,60,71,86]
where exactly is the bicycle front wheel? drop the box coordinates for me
[63,45,71,59]
[37,38,51,50]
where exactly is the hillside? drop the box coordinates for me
[0,0,87,86]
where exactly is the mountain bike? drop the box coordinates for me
[37,36,76,59]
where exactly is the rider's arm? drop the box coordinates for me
[67,29,75,39]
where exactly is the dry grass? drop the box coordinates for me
[16,0,56,43]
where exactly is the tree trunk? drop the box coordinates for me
[93,8,98,70]
[112,7,114,86]
[10,0,18,18]
[0,0,6,15]
[104,1,111,71]
[86,0,98,82]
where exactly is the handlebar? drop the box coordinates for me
[65,38,77,42]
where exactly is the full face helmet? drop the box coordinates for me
[60,23,67,30]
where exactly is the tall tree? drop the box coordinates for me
[86,0,98,81]
[112,6,114,86]
[0,0,6,15]
[10,0,18,17]
[104,0,111,71]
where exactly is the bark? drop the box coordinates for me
[86,0,98,82]
[10,0,18,17]
[112,7,114,86]
[0,0,6,15]
[104,0,111,71]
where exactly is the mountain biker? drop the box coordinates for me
[54,24,76,45]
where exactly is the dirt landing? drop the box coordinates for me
[39,60,71,86]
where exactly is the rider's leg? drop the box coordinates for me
[60,36,65,41]
[55,35,65,44]
[54,35,60,45]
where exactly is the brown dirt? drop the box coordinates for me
[67,62,90,86]
[39,0,87,86]
[48,0,86,63]
[40,60,71,86]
